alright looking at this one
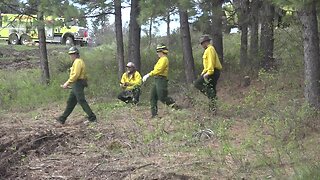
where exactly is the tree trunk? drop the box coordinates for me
[166,13,170,47]
[128,0,141,71]
[240,24,248,67]
[115,0,125,79]
[249,0,260,64]
[260,1,275,70]
[298,0,320,109]
[179,9,196,83]
[235,0,249,67]
[37,10,50,85]
[148,18,152,49]
[211,0,224,64]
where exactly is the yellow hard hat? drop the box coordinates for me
[156,44,169,54]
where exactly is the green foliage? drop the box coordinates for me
[271,0,313,10]
[223,33,241,71]
[0,69,65,110]
[139,0,172,24]
[32,0,84,19]
[73,0,113,30]
[274,25,303,73]
[81,46,120,98]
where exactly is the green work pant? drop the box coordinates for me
[194,69,220,110]
[60,80,96,122]
[150,77,175,116]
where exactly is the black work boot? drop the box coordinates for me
[55,116,66,124]
[209,102,217,115]
[151,106,158,118]
[151,112,158,118]
[88,115,97,122]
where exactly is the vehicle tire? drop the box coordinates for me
[65,36,74,46]
[8,33,20,45]
[20,34,32,45]
[79,41,87,47]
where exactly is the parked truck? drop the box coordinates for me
[0,13,88,46]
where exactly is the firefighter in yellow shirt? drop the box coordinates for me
[56,47,96,124]
[194,35,222,112]
[142,44,177,118]
[118,62,142,104]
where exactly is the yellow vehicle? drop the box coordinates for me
[0,13,88,45]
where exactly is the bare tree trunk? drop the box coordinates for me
[37,10,50,85]
[128,0,141,71]
[211,0,224,64]
[148,18,152,49]
[260,1,275,70]
[249,0,260,65]
[179,9,196,83]
[166,13,170,47]
[240,25,248,67]
[115,0,125,79]
[235,0,249,67]
[298,0,320,109]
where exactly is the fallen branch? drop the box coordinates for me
[162,160,217,170]
[90,162,103,172]
[28,166,42,170]
[94,163,157,173]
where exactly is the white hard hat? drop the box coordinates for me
[126,62,135,68]
[68,46,79,54]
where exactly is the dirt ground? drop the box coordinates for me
[0,46,39,70]
[0,45,67,70]
[0,108,184,179]
[0,104,216,180]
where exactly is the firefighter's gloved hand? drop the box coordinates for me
[203,73,209,79]
[203,73,209,83]
[62,82,70,89]
[142,74,150,82]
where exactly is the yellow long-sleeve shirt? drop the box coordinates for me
[120,71,142,90]
[149,56,169,77]
[201,44,222,75]
[67,58,87,84]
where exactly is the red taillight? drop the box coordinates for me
[84,30,88,37]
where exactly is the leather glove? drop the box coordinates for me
[142,74,150,82]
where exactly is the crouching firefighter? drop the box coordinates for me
[118,62,142,104]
